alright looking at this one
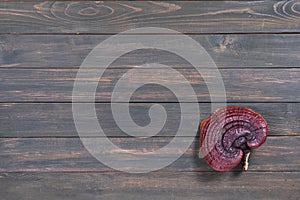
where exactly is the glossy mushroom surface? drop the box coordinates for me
[200,106,268,171]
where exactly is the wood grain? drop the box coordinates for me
[0,1,299,199]
[1,1,300,34]
[0,136,299,172]
[1,34,300,69]
[0,103,298,137]
[0,68,298,102]
[0,172,299,200]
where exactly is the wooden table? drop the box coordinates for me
[0,1,299,199]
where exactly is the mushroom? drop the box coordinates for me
[199,106,268,171]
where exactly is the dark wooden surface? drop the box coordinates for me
[0,103,299,137]
[0,1,299,200]
[0,68,299,102]
[1,1,300,34]
[1,172,299,200]
[0,136,299,172]
[1,34,300,69]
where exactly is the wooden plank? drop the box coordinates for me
[1,1,300,34]
[0,136,299,172]
[0,68,299,102]
[0,103,298,137]
[1,34,300,69]
[0,172,299,200]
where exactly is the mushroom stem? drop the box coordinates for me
[243,152,251,171]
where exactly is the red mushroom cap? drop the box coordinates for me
[200,106,268,171]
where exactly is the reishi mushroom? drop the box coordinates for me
[199,106,268,171]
